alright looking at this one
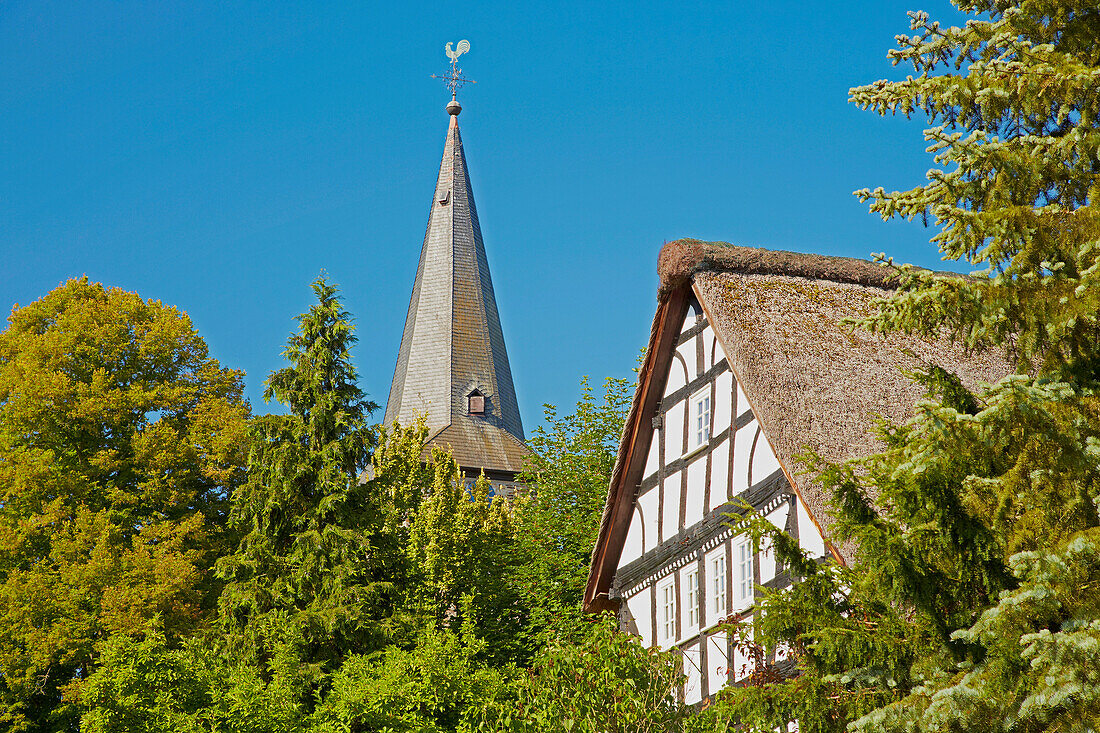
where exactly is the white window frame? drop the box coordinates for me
[658,577,677,645]
[683,566,700,634]
[691,388,711,449]
[735,537,754,609]
[706,547,727,622]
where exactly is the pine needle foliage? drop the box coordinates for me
[850,0,1100,380]
[709,2,1100,731]
[216,276,381,681]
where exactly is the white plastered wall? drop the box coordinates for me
[639,489,659,554]
[683,641,703,704]
[707,630,728,692]
[621,506,644,566]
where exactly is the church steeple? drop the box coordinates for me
[384,69,529,479]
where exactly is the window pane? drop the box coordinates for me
[702,396,710,442]
[686,570,699,628]
[661,583,676,642]
[736,541,753,606]
[692,391,711,447]
[711,555,726,617]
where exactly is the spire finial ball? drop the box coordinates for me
[447,99,462,116]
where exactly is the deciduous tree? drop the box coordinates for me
[480,614,694,733]
[510,377,632,644]
[0,278,249,731]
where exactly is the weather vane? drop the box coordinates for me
[431,39,476,103]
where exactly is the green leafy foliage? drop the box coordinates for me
[80,623,507,733]
[78,362,651,732]
[80,629,306,733]
[0,278,249,731]
[315,627,506,733]
[510,377,632,643]
[480,614,693,733]
[404,449,525,666]
[80,278,560,732]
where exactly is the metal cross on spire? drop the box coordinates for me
[431,39,476,103]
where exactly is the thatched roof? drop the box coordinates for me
[584,239,1012,613]
[695,270,1010,553]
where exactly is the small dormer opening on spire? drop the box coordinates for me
[468,389,485,416]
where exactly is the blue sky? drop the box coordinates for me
[1,1,967,430]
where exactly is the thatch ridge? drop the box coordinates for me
[657,238,901,299]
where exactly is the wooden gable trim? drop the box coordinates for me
[689,280,845,566]
[584,285,691,613]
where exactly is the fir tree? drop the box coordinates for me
[216,276,381,680]
[711,2,1100,731]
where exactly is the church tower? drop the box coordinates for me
[384,45,530,488]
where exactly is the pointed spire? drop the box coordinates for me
[384,107,529,477]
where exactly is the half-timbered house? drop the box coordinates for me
[584,239,1009,702]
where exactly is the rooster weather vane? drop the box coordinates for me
[432,39,476,102]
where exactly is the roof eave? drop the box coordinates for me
[583,284,690,613]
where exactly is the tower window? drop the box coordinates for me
[468,390,485,415]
